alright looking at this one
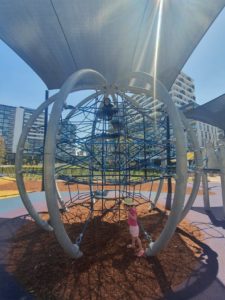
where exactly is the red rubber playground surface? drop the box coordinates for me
[0,181,225,299]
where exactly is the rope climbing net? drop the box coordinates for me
[15,70,202,258]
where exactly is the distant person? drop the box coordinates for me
[102,97,114,120]
[97,97,118,120]
[123,198,144,257]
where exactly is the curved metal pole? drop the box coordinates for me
[202,171,210,210]
[16,92,68,229]
[218,140,225,217]
[88,115,99,208]
[55,179,68,212]
[65,90,103,120]
[44,69,107,258]
[153,177,164,205]
[118,71,187,256]
[56,92,105,211]
[179,111,203,221]
[15,93,60,231]
[153,159,167,206]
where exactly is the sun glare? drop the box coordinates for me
[153,0,164,101]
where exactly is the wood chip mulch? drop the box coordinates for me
[0,178,213,196]
[7,202,203,300]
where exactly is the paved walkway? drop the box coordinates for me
[0,183,225,299]
[160,182,225,299]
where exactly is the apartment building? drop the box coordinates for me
[0,104,45,162]
[130,72,220,149]
[0,104,17,161]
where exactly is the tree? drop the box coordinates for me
[0,136,6,164]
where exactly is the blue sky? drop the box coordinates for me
[183,7,225,104]
[0,8,225,109]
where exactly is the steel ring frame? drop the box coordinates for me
[15,90,103,231]
[44,69,107,258]
[117,71,188,255]
[179,111,203,221]
[16,69,201,258]
[15,93,59,231]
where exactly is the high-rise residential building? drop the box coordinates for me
[188,113,220,148]
[130,71,221,149]
[128,71,196,121]
[0,104,45,163]
[22,107,45,154]
[0,104,17,162]
[56,119,79,161]
[170,72,196,107]
[0,103,85,163]
[0,75,222,163]
[171,72,220,148]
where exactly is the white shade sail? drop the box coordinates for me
[0,0,224,90]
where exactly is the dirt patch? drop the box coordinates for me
[7,202,203,300]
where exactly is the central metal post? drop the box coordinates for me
[165,114,172,210]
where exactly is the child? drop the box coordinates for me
[123,198,144,257]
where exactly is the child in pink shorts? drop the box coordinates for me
[123,198,144,257]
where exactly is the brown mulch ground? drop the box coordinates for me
[7,201,203,300]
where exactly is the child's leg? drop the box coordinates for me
[135,237,145,256]
[136,237,143,251]
[127,235,136,248]
[131,236,136,248]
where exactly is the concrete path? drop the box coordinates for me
[0,183,225,299]
[0,217,33,300]
[159,182,225,299]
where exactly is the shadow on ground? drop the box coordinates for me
[163,227,225,299]
[192,206,225,229]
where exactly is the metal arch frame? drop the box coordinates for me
[216,140,225,217]
[179,111,203,221]
[15,89,105,232]
[88,102,99,208]
[44,69,107,258]
[15,69,201,258]
[117,71,188,256]
[15,93,59,231]
[200,139,225,217]
[64,90,103,120]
